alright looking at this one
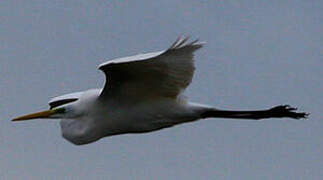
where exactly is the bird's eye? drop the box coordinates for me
[55,108,66,114]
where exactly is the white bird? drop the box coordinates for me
[13,37,308,145]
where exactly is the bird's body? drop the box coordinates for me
[58,88,208,145]
[13,37,308,145]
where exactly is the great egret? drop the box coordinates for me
[13,37,308,145]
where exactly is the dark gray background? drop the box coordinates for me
[1,1,322,179]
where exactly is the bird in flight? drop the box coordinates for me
[13,37,308,145]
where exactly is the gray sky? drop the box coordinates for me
[1,1,322,179]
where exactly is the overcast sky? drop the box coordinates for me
[1,1,322,179]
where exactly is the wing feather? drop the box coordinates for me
[98,37,204,101]
[48,91,83,109]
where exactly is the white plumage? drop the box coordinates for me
[98,37,201,100]
[13,37,307,145]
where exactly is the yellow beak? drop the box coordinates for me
[12,109,56,121]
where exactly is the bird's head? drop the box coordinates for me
[12,106,76,121]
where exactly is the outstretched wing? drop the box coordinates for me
[98,37,204,102]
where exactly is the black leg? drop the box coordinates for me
[201,105,309,120]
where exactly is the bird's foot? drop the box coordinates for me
[268,105,309,119]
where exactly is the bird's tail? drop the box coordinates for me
[200,105,308,120]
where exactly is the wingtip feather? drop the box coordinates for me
[168,36,205,51]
